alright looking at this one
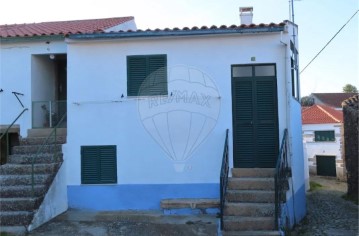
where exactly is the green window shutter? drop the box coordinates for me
[127,55,167,96]
[314,131,335,142]
[81,145,117,184]
[127,57,147,96]
[81,146,100,184]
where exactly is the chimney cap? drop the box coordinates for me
[240,7,253,13]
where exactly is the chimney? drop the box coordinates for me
[239,7,253,25]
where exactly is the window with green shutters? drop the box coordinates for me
[314,131,335,142]
[81,145,117,184]
[127,54,168,96]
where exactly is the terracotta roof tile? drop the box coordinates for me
[0,17,134,38]
[302,104,343,124]
[311,93,358,108]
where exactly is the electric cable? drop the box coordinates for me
[300,10,358,74]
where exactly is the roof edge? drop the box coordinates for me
[67,24,286,41]
[0,35,65,43]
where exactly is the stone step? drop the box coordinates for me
[0,211,34,226]
[161,198,219,209]
[20,136,66,145]
[222,230,280,236]
[0,197,42,211]
[226,190,275,203]
[7,153,63,164]
[231,168,275,178]
[0,185,46,198]
[11,144,62,155]
[0,226,27,235]
[228,178,274,191]
[224,202,274,217]
[0,174,52,186]
[0,163,60,175]
[223,216,275,231]
[27,128,67,138]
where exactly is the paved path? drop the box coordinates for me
[291,176,358,236]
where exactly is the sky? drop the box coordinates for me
[0,0,358,96]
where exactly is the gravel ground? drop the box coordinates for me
[291,176,358,236]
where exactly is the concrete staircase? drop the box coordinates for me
[222,168,280,236]
[0,135,65,229]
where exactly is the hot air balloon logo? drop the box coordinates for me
[138,65,221,172]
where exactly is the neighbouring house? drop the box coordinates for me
[302,105,345,186]
[311,93,358,110]
[0,8,306,234]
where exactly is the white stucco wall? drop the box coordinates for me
[0,39,66,136]
[65,32,290,186]
[104,19,137,32]
[302,123,344,179]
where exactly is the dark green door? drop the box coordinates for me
[232,64,279,168]
[316,156,336,177]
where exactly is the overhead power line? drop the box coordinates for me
[300,10,359,74]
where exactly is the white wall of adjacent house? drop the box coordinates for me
[0,39,66,136]
[302,123,344,180]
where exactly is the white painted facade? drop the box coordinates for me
[1,20,306,228]
[302,123,345,180]
[66,33,289,185]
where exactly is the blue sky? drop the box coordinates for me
[1,0,357,96]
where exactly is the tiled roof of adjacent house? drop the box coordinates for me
[302,104,343,124]
[1,16,288,40]
[311,93,358,108]
[0,17,134,38]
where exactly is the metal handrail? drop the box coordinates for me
[274,128,289,230]
[0,108,28,164]
[220,129,229,230]
[31,112,67,196]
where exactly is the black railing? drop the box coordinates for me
[220,129,229,230]
[274,128,290,230]
[0,108,28,164]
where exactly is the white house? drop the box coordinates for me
[302,104,345,182]
[1,11,306,234]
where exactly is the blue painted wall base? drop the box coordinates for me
[68,183,219,211]
[284,183,307,229]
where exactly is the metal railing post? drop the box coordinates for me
[6,133,9,162]
[49,101,52,128]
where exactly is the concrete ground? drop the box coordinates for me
[2,210,218,236]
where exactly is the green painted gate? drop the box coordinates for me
[316,155,336,177]
[231,64,279,168]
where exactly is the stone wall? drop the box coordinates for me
[342,95,358,200]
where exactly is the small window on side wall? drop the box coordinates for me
[314,131,335,142]
[127,54,167,96]
[81,145,117,184]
